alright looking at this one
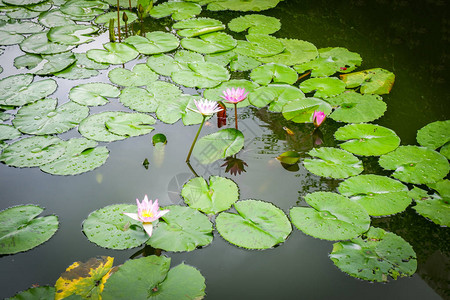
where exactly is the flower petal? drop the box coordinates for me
[142,223,153,237]
[123,212,140,221]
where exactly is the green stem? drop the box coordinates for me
[117,0,121,42]
[186,116,206,162]
[234,103,238,130]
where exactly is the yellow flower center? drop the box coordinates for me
[141,210,154,218]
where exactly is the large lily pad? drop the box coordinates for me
[78,112,129,142]
[171,61,230,89]
[203,79,259,108]
[13,98,89,135]
[181,176,239,214]
[250,63,298,85]
[20,32,73,54]
[105,113,155,137]
[95,10,138,27]
[147,205,213,252]
[416,120,450,150]
[205,50,262,71]
[290,192,370,240]
[234,34,284,58]
[87,42,139,65]
[258,38,318,65]
[303,147,364,179]
[53,53,108,80]
[249,84,305,112]
[207,0,283,11]
[338,175,411,216]
[330,227,417,282]
[109,64,158,87]
[14,52,76,75]
[0,19,44,34]
[69,83,120,106]
[334,123,401,156]
[39,9,76,27]
[82,204,149,250]
[327,91,387,123]
[379,145,450,184]
[300,77,346,98]
[0,136,65,168]
[228,14,281,35]
[156,94,204,125]
[102,256,206,300]
[150,1,202,20]
[60,0,109,21]
[282,97,332,122]
[124,31,179,55]
[192,128,244,164]
[47,24,98,45]
[181,32,237,54]
[216,199,291,250]
[146,50,205,76]
[340,68,395,94]
[0,205,58,255]
[172,17,224,37]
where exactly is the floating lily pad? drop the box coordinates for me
[282,97,332,122]
[0,204,58,255]
[181,176,239,215]
[0,30,24,45]
[146,50,204,76]
[0,136,65,168]
[109,64,158,87]
[207,0,283,11]
[69,82,120,106]
[78,112,129,142]
[338,175,411,216]
[124,31,179,55]
[205,50,261,71]
[228,14,281,35]
[173,17,225,37]
[258,38,318,65]
[249,84,305,112]
[181,32,237,54]
[54,256,113,300]
[412,190,450,227]
[340,68,395,94]
[277,151,301,165]
[0,124,21,141]
[102,256,206,300]
[440,143,450,159]
[216,199,291,250]
[95,10,138,27]
[47,24,99,45]
[234,34,284,58]
[334,123,401,156]
[20,32,73,54]
[327,91,387,123]
[6,286,56,300]
[193,128,244,164]
[290,192,370,240]
[294,56,339,77]
[105,113,155,137]
[156,94,204,125]
[171,61,230,89]
[150,1,202,20]
[14,52,76,75]
[87,42,139,65]
[203,79,259,108]
[300,77,346,98]
[250,63,298,85]
[83,204,149,249]
[303,147,364,179]
[6,8,40,20]
[53,53,107,80]
[60,0,109,21]
[39,9,76,27]
[13,98,89,135]
[330,227,417,282]
[147,205,213,252]
[416,120,450,150]
[379,145,450,184]
[3,0,47,5]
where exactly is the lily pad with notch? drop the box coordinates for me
[172,17,224,37]
[340,68,395,94]
[416,119,450,150]
[205,50,262,71]
[234,34,284,58]
[249,84,305,112]
[6,286,56,300]
[69,82,120,106]
[124,31,179,55]
[207,0,283,11]
[14,52,76,75]
[39,9,76,27]
[54,53,109,80]
[78,112,129,142]
[171,61,230,89]
[105,113,156,137]
[20,32,74,54]
[47,24,99,46]
[258,38,318,66]
[181,32,237,54]
[0,124,21,141]
[60,0,109,21]
[150,1,202,20]
[0,30,24,45]
[250,63,298,86]
[146,50,205,76]
[156,94,204,125]
[0,19,44,34]
[411,182,450,226]
[282,97,332,122]
[95,10,138,27]
[87,42,139,65]
[228,14,281,35]
[300,77,346,98]
[109,63,158,87]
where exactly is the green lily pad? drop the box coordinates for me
[147,205,213,252]
[340,68,395,94]
[14,52,76,75]
[69,82,120,106]
[78,112,129,142]
[205,50,262,71]
[250,63,298,85]
[109,63,158,87]
[95,10,138,27]
[103,0,137,7]
[0,205,58,255]
[0,30,24,45]
[0,124,21,141]
[6,8,40,20]
[416,120,450,150]
[171,61,230,89]
[193,128,244,164]
[303,147,364,179]
[150,1,202,20]
[338,175,411,216]
[20,32,73,54]
[181,176,239,215]
[228,14,281,35]
[53,53,107,80]
[181,32,237,54]
[234,34,284,58]
[82,204,149,249]
[294,56,339,77]
[207,0,283,11]
[47,24,99,45]
[156,94,204,125]
[440,143,450,159]
[330,227,417,282]
[124,31,179,55]
[290,192,370,240]
[3,0,47,5]
[173,17,225,37]
[0,136,65,167]
[282,97,332,122]
[379,145,450,184]
[327,91,387,123]
[60,0,108,21]
[6,286,56,300]
[249,84,305,112]
[258,38,318,65]
[105,113,155,137]
[300,77,346,98]
[428,179,450,198]
[146,50,204,76]
[102,256,206,300]
[334,123,401,156]
[216,199,291,250]
[203,79,259,108]
[277,151,301,165]
[87,42,139,65]
[412,184,450,226]
[39,9,76,27]
[13,98,89,135]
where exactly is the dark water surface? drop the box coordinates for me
[1,0,449,299]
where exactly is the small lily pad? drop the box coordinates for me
[47,24,99,45]
[340,68,395,94]
[0,124,21,141]
[234,34,284,58]
[416,120,450,150]
[379,146,450,184]
[109,63,158,87]
[203,79,259,108]
[150,1,202,20]
[171,61,230,89]
[277,151,301,165]
[282,97,332,122]
[78,112,128,142]
[87,42,139,65]
[69,83,120,106]
[249,84,305,112]
[172,17,224,37]
[181,176,239,215]
[334,123,401,156]
[338,175,411,216]
[330,227,417,282]
[124,31,179,55]
[181,32,237,54]
[105,113,156,137]
[250,63,298,85]
[228,14,281,35]
[258,38,318,66]
[290,192,370,240]
[303,147,364,179]
[216,199,292,250]
[193,128,244,164]
[300,77,346,98]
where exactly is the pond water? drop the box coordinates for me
[0,0,449,299]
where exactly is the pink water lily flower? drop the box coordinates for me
[123,195,169,237]
[191,98,223,116]
[313,111,326,128]
[220,87,248,104]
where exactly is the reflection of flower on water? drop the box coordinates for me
[221,155,248,176]
[312,128,323,146]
